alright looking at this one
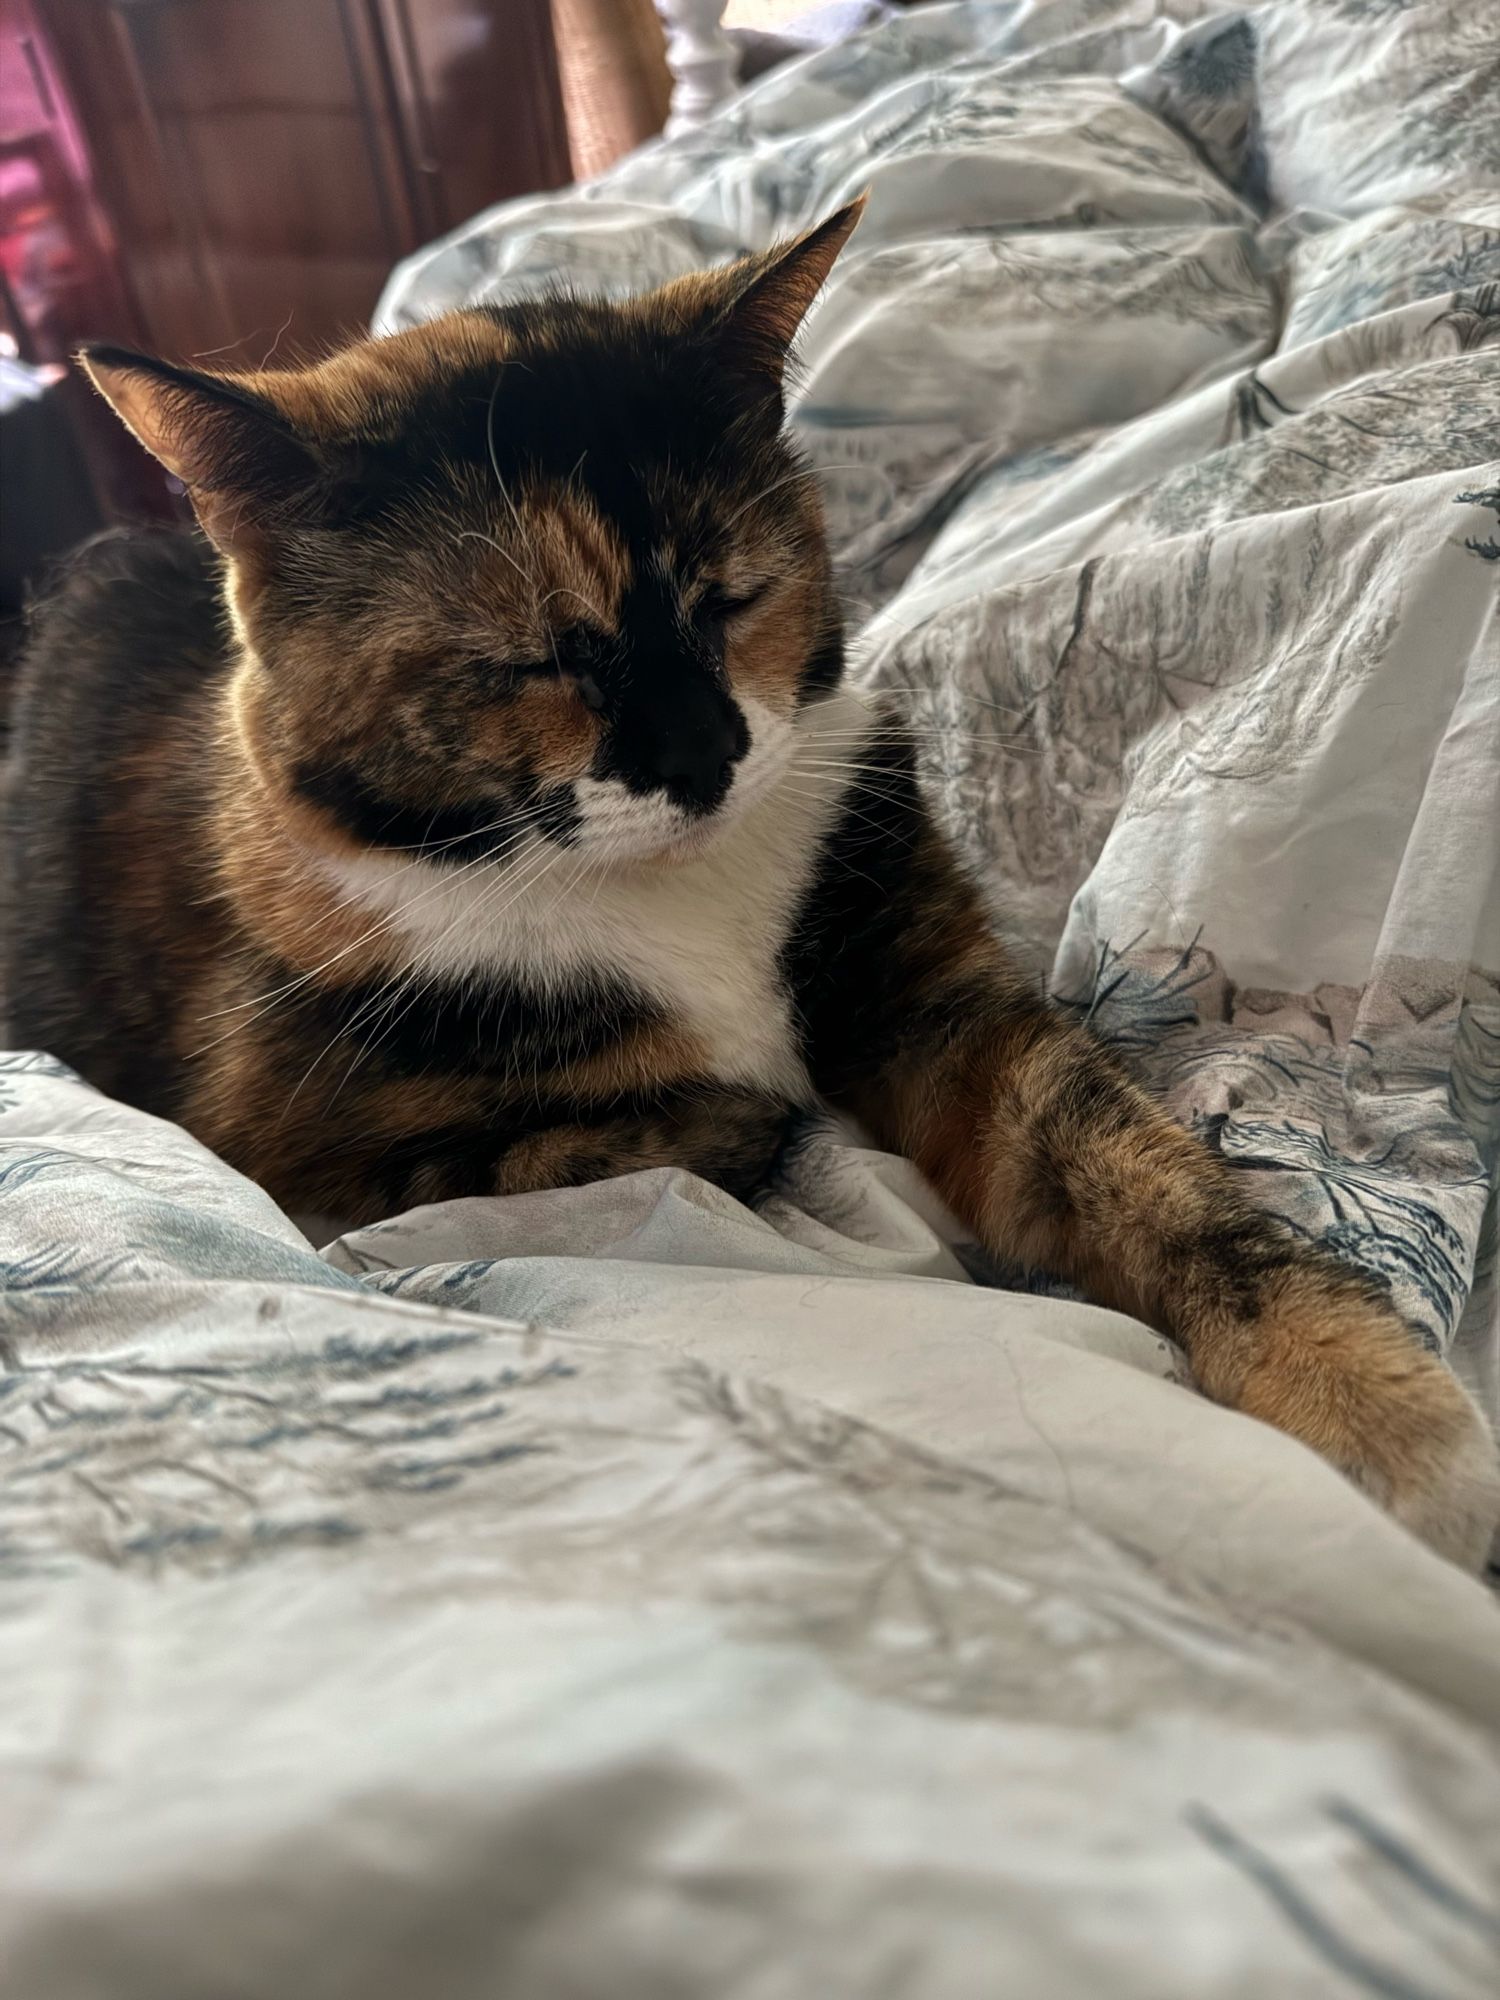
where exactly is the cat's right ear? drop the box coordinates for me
[78,345,323,551]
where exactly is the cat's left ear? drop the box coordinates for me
[712,195,868,383]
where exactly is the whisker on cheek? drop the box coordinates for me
[536,583,608,626]
[453,527,535,597]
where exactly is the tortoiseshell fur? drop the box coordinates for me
[4,207,1496,1566]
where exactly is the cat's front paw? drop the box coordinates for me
[1198,1279,1500,1571]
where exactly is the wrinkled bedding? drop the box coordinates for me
[4,3,1499,1994]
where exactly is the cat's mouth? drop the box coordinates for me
[646,818,723,864]
[568,702,795,866]
[570,780,757,867]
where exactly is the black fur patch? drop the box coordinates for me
[292,762,553,862]
[783,729,932,1092]
[798,627,845,702]
[361,1121,508,1211]
[2,529,228,1110]
[275,961,659,1080]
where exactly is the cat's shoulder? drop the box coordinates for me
[17,526,225,705]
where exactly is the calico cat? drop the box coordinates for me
[5,202,1496,1565]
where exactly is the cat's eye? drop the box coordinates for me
[469,656,559,690]
[697,580,770,626]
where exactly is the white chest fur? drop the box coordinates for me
[316,688,878,1103]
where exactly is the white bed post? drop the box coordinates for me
[654,0,738,135]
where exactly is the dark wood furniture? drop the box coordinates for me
[1,0,569,612]
[30,0,570,363]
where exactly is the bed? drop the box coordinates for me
[3,3,1498,1993]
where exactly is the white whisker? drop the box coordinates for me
[484,362,540,589]
[537,583,607,626]
[455,527,534,596]
[186,833,551,1056]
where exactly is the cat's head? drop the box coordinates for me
[80,201,863,868]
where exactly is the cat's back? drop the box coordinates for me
[3,528,231,1106]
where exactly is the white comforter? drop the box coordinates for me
[4,3,1499,1993]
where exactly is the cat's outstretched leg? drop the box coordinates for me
[886,1000,1499,1568]
[790,727,1500,1568]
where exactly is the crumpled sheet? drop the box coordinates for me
[2,1056,1500,1998]
[4,2,1500,1994]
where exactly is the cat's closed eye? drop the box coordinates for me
[697,580,770,627]
[468,656,561,693]
[474,656,608,714]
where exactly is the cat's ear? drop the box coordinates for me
[714,195,867,382]
[78,344,324,550]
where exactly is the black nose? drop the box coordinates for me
[651,695,749,811]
